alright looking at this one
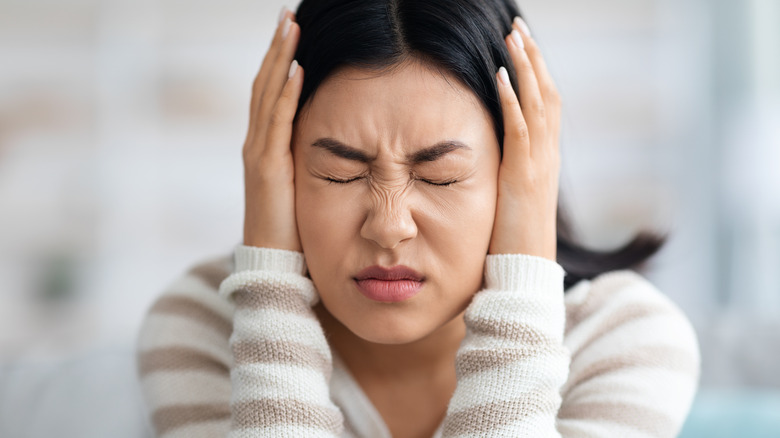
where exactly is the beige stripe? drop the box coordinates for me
[138,346,228,376]
[569,303,667,365]
[149,295,233,339]
[188,258,231,291]
[442,396,555,435]
[153,403,231,435]
[455,348,535,377]
[232,338,330,372]
[564,345,698,397]
[558,400,677,435]
[468,317,557,346]
[233,284,315,318]
[162,418,230,438]
[233,398,342,430]
[140,371,231,407]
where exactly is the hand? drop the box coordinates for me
[488,17,561,261]
[242,9,303,252]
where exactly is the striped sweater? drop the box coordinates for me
[136,245,701,437]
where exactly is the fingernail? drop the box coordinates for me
[497,66,510,86]
[510,29,524,50]
[278,6,288,25]
[282,17,292,39]
[514,16,531,37]
[288,59,298,79]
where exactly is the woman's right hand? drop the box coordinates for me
[242,8,304,252]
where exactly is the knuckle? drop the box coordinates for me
[509,121,530,141]
[531,101,546,119]
[268,109,288,129]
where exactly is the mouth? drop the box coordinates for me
[353,265,425,302]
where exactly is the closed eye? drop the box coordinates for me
[420,179,458,187]
[325,176,458,187]
[326,177,363,184]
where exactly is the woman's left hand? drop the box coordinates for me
[488,17,561,261]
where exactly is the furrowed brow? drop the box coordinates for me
[311,138,373,163]
[310,138,471,164]
[408,141,471,164]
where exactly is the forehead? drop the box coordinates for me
[296,61,493,150]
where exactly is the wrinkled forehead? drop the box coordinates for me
[294,61,493,152]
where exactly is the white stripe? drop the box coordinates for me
[569,313,698,367]
[227,424,340,438]
[563,368,697,415]
[231,362,332,405]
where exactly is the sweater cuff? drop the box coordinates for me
[484,253,565,293]
[233,244,307,276]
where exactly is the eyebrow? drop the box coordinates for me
[311,137,471,164]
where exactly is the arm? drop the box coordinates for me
[135,256,235,437]
[442,256,700,437]
[556,271,701,437]
[218,245,343,437]
[441,253,569,437]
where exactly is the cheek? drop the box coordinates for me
[295,181,363,271]
[418,182,497,279]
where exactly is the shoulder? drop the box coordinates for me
[564,269,697,348]
[136,252,236,364]
[135,253,236,436]
[143,252,235,320]
[559,270,701,436]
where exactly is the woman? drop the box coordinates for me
[136,0,701,436]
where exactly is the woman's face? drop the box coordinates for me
[292,61,500,344]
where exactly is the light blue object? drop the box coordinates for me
[678,389,780,438]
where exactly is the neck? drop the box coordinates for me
[314,303,466,381]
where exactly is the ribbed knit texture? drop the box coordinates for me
[136,245,701,437]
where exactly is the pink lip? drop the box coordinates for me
[354,265,425,302]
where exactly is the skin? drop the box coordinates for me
[242,9,561,438]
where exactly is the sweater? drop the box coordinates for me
[135,245,701,437]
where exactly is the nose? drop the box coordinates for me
[360,196,418,250]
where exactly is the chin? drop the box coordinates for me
[334,303,440,345]
[352,325,429,345]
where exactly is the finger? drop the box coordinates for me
[512,17,561,113]
[496,66,530,163]
[505,29,546,137]
[247,8,296,143]
[264,60,304,161]
[255,18,300,141]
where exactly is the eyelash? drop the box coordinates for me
[325,177,458,187]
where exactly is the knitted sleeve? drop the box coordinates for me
[137,248,699,437]
[217,245,344,437]
[441,253,570,437]
[441,254,700,437]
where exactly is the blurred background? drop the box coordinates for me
[0,0,778,436]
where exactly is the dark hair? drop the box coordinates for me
[292,0,666,290]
